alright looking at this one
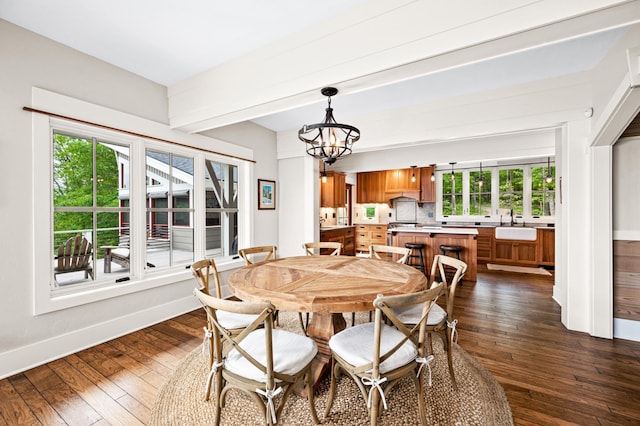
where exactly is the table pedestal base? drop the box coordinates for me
[294,311,346,397]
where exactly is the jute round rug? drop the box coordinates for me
[151,312,513,425]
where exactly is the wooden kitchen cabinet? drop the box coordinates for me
[321,171,346,207]
[385,168,420,192]
[354,224,387,253]
[476,227,493,262]
[493,240,537,265]
[419,166,436,203]
[537,228,555,266]
[321,226,355,256]
[384,168,420,201]
[356,171,386,203]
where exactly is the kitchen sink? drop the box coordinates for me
[495,227,537,240]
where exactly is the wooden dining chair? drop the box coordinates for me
[303,241,342,256]
[325,283,444,426]
[191,258,260,400]
[391,254,467,390]
[239,245,277,265]
[193,288,320,425]
[299,241,344,333]
[350,244,413,326]
[369,244,412,264]
[239,245,279,325]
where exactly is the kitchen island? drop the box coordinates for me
[388,226,478,281]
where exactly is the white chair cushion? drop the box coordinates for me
[225,329,318,383]
[392,303,447,326]
[329,322,417,374]
[217,311,260,330]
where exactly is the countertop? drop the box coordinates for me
[320,225,355,231]
[388,225,478,235]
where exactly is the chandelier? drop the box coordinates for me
[298,87,360,165]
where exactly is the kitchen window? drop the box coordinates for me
[437,161,554,221]
[442,171,463,215]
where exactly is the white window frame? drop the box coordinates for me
[32,94,251,315]
[436,162,555,224]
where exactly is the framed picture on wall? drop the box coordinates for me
[258,179,276,210]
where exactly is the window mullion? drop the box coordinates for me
[131,140,147,278]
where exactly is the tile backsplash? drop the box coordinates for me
[321,199,437,226]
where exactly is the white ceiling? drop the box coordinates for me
[0,0,628,132]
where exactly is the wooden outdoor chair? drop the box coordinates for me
[391,254,467,389]
[192,258,260,400]
[325,283,444,425]
[193,288,319,425]
[102,234,156,273]
[54,235,94,282]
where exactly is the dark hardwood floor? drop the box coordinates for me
[1,265,639,425]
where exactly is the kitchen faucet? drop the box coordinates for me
[510,209,515,226]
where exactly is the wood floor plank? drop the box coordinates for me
[47,359,144,426]
[0,378,41,425]
[7,374,66,425]
[63,354,127,401]
[39,381,102,426]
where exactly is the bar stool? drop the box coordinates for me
[440,244,463,284]
[439,244,463,259]
[404,242,426,275]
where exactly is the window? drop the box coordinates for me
[531,165,555,216]
[145,150,194,269]
[499,168,524,215]
[34,90,251,314]
[437,160,555,221]
[469,169,492,216]
[45,120,244,308]
[204,159,238,258]
[53,132,129,286]
[441,171,462,216]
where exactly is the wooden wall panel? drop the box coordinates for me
[613,240,640,321]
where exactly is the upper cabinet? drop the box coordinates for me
[357,167,436,204]
[419,166,436,203]
[385,168,420,192]
[356,171,386,203]
[321,171,346,207]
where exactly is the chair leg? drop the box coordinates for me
[413,372,427,426]
[305,367,320,424]
[446,328,458,390]
[297,312,309,334]
[369,380,380,426]
[324,359,338,417]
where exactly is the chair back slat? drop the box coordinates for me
[304,241,342,256]
[239,245,277,265]
[191,258,223,298]
[55,235,93,276]
[370,245,412,264]
[429,254,467,315]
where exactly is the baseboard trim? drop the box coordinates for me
[614,318,640,342]
[0,296,200,380]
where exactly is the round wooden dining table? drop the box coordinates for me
[228,255,428,391]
